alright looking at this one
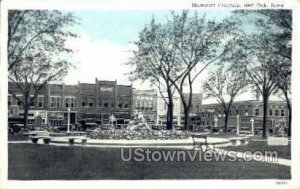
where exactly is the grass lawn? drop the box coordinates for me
[8,143,290,180]
[221,140,291,159]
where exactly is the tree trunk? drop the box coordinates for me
[166,87,173,130]
[23,103,29,129]
[262,94,269,139]
[224,111,229,134]
[184,107,189,130]
[224,102,233,134]
[183,75,193,131]
[282,90,291,136]
[286,98,291,137]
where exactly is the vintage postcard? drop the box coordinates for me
[0,0,299,189]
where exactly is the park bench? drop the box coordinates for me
[191,133,215,151]
[29,135,52,144]
[229,137,248,146]
[67,137,88,145]
[24,130,51,144]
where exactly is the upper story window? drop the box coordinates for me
[144,101,148,110]
[255,109,259,116]
[16,94,22,106]
[103,99,109,107]
[88,99,94,107]
[30,95,35,107]
[281,109,285,116]
[8,95,12,106]
[51,96,61,108]
[149,101,153,111]
[38,96,44,108]
[275,109,279,116]
[65,97,76,108]
[269,109,273,116]
[124,101,129,109]
[16,99,21,106]
[135,100,140,109]
[71,98,76,107]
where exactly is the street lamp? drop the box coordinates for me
[67,107,70,133]
[214,116,218,132]
[250,117,255,136]
[236,114,240,135]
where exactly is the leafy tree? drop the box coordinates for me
[202,66,248,133]
[234,33,282,138]
[127,18,178,129]
[8,10,79,128]
[232,10,292,137]
[271,55,291,136]
[127,11,238,130]
[167,11,239,130]
[258,10,292,136]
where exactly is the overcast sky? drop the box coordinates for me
[63,10,280,104]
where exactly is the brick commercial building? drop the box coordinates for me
[198,100,290,134]
[132,90,203,129]
[132,89,157,125]
[156,94,182,127]
[8,78,290,134]
[8,79,133,129]
[180,93,203,130]
[78,79,132,129]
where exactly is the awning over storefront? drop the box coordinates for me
[85,123,98,126]
[49,117,64,121]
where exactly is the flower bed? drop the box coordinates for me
[86,129,189,140]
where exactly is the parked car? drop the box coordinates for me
[8,123,24,133]
[53,124,75,132]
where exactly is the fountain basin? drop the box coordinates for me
[44,136,233,148]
